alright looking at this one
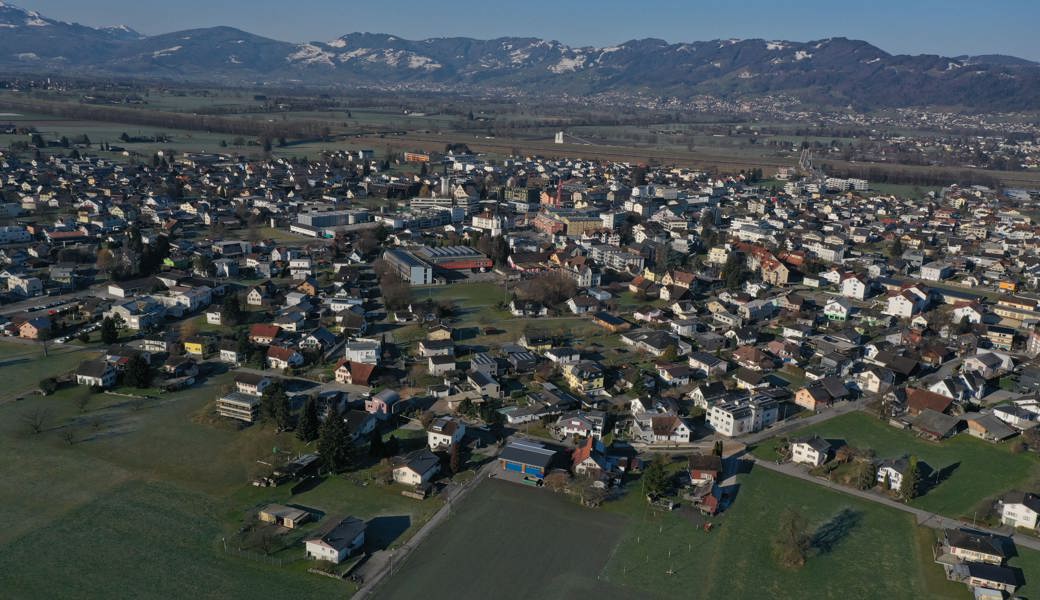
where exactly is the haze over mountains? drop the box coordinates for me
[2,2,1039,111]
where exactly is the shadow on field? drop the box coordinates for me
[366,515,411,551]
[810,508,862,554]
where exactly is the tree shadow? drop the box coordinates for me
[920,461,956,495]
[290,475,326,495]
[810,509,862,555]
[365,515,412,552]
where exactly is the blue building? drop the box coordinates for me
[498,439,557,483]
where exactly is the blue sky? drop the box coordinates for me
[19,0,1040,61]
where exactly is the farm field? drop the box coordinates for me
[752,411,1040,517]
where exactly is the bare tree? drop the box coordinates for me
[21,407,52,435]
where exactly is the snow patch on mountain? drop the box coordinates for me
[287,44,335,66]
[548,54,586,73]
[152,46,183,58]
[794,50,812,61]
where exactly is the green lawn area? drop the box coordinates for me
[752,412,1040,518]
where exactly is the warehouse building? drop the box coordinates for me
[498,439,557,483]
[413,246,493,271]
[382,248,433,285]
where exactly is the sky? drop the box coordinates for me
[17,0,1040,61]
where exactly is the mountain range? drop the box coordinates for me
[1,2,1039,111]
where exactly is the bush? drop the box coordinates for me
[39,377,58,395]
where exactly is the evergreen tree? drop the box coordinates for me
[261,381,286,424]
[124,355,151,388]
[449,443,461,475]
[642,454,670,497]
[297,397,320,442]
[100,317,118,345]
[318,411,352,473]
[369,429,385,457]
[222,294,243,326]
[275,389,293,432]
[900,456,922,502]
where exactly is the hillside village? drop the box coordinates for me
[5,143,1040,596]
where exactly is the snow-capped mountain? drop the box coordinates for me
[0,3,1037,110]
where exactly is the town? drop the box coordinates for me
[2,131,1040,598]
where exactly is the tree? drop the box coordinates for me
[722,252,749,290]
[124,355,152,388]
[773,508,810,568]
[21,407,51,435]
[318,411,353,473]
[297,397,320,442]
[222,294,244,327]
[369,429,386,458]
[887,237,904,260]
[100,316,119,345]
[900,456,922,502]
[261,380,287,424]
[641,454,670,497]
[449,443,461,475]
[96,248,116,274]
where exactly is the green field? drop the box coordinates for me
[375,464,987,600]
[0,350,440,599]
[0,341,98,402]
[752,412,1040,517]
[373,478,636,600]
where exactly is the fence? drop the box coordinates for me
[222,546,291,567]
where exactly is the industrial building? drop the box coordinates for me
[413,246,493,271]
[382,248,433,285]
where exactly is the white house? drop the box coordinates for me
[304,517,366,563]
[707,396,780,437]
[426,416,465,450]
[840,274,868,300]
[75,359,117,388]
[876,457,910,491]
[790,436,831,467]
[1000,492,1040,529]
[824,297,852,321]
[392,448,441,487]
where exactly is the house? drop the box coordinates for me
[498,439,557,481]
[731,346,775,372]
[562,361,605,395]
[545,347,581,365]
[365,389,401,420]
[687,351,728,378]
[1000,491,1040,530]
[962,352,1012,380]
[876,456,911,491]
[906,387,954,417]
[304,516,366,563]
[392,448,441,487]
[912,408,961,441]
[631,414,693,444]
[707,395,780,437]
[183,337,213,357]
[794,383,832,411]
[468,370,501,399]
[248,324,281,346]
[964,413,1016,442]
[205,309,223,325]
[234,372,270,396]
[823,297,852,321]
[426,354,455,376]
[345,339,381,365]
[571,437,609,478]
[75,359,117,388]
[18,317,51,340]
[688,454,723,485]
[656,363,693,386]
[555,410,606,440]
[418,338,455,358]
[258,504,310,529]
[334,361,376,386]
[427,416,466,450]
[790,436,831,467]
[267,346,304,370]
[509,299,548,317]
[216,392,262,423]
[943,528,1011,566]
